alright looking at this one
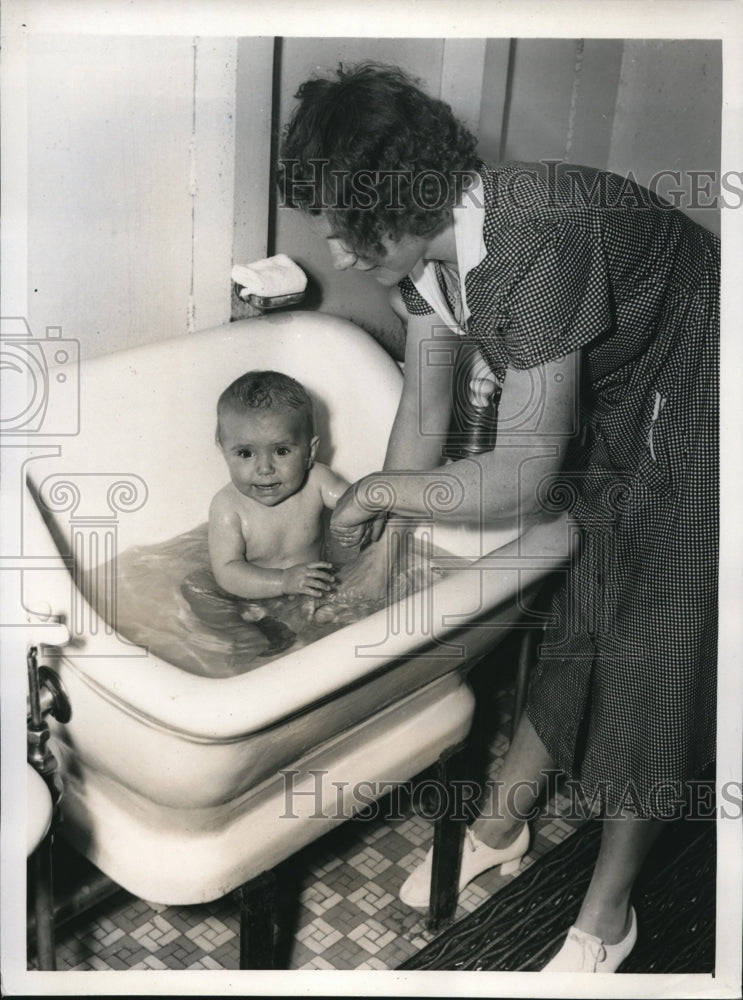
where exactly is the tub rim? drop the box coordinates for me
[41,510,575,741]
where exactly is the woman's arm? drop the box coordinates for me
[332,349,580,529]
[383,311,461,471]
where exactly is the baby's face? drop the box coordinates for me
[219,407,318,507]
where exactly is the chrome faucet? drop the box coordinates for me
[27,645,71,812]
[27,644,71,971]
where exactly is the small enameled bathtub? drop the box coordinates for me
[22,311,571,905]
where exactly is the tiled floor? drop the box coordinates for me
[29,649,588,972]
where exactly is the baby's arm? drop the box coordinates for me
[315,464,383,548]
[208,492,334,599]
[315,464,350,509]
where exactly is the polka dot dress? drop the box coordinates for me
[399,161,719,817]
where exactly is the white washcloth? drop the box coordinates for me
[231,254,307,299]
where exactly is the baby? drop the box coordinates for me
[208,369,353,599]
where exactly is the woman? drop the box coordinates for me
[277,63,718,973]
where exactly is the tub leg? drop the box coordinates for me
[512,625,539,744]
[30,831,57,970]
[512,583,553,743]
[427,740,468,932]
[234,869,276,969]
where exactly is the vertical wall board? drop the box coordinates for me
[563,39,623,169]
[499,38,582,163]
[190,37,238,334]
[477,38,512,164]
[26,35,195,358]
[1,32,29,318]
[439,38,487,137]
[608,39,721,233]
[232,37,274,276]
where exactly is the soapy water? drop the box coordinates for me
[85,523,449,678]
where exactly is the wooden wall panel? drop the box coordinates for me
[608,39,721,233]
[232,37,274,284]
[25,35,236,359]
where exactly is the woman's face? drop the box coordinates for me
[304,213,431,287]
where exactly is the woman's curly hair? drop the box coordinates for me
[277,62,479,259]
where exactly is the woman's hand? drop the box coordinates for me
[334,534,390,601]
[330,481,387,547]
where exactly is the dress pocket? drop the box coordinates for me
[636,388,687,494]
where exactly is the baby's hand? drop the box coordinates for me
[281,562,335,597]
[331,513,387,548]
[330,523,366,548]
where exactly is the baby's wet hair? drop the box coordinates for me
[216,370,314,444]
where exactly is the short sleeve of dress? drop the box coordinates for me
[470,221,613,370]
[397,275,435,316]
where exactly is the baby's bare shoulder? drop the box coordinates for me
[310,462,332,481]
[311,462,345,487]
[209,483,241,521]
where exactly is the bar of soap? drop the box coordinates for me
[231,254,307,299]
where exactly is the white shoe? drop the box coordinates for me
[399,823,530,909]
[541,907,637,973]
